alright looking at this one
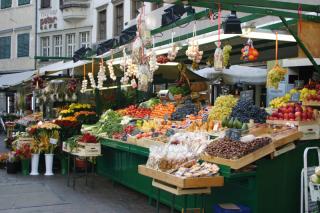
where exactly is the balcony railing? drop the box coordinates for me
[60,0,89,10]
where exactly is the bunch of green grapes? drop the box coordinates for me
[223,45,232,67]
[300,88,317,101]
[209,95,238,121]
[267,65,287,89]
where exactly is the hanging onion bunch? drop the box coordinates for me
[267,64,287,89]
[97,60,107,89]
[107,60,116,81]
[32,76,45,89]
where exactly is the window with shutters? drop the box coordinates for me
[1,0,12,9]
[41,0,50,8]
[98,9,106,41]
[114,3,124,36]
[0,36,11,59]
[80,32,90,48]
[17,33,29,57]
[66,33,75,57]
[18,0,30,6]
[41,37,50,57]
[53,35,62,57]
[131,0,142,19]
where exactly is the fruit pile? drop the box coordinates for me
[171,100,198,120]
[269,89,298,108]
[300,88,317,102]
[221,117,248,130]
[231,99,268,123]
[118,105,152,119]
[150,103,175,118]
[268,103,315,121]
[209,95,238,121]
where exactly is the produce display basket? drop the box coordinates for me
[63,141,101,156]
[138,165,224,189]
[309,182,320,202]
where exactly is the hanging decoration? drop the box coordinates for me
[214,4,224,72]
[80,64,88,93]
[241,38,259,62]
[186,22,203,66]
[108,51,116,81]
[167,31,178,61]
[223,44,232,68]
[67,78,77,93]
[32,75,45,90]
[87,61,96,89]
[267,32,287,89]
[97,58,107,89]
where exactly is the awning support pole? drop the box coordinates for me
[279,16,320,73]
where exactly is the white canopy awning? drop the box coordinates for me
[0,70,35,88]
[193,65,267,85]
[39,60,91,74]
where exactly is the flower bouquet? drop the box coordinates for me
[74,111,99,124]
[0,153,8,169]
[15,144,31,175]
[6,151,19,174]
[69,103,92,112]
[54,118,81,141]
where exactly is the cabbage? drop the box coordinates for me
[311,174,320,184]
[315,167,320,176]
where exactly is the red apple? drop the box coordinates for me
[288,113,295,120]
[272,112,279,118]
[295,111,302,118]
[278,113,284,119]
[284,113,289,120]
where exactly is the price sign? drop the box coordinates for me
[164,114,169,122]
[240,90,254,102]
[50,138,58,145]
[225,129,241,141]
[291,92,300,102]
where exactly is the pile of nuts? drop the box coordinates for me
[204,137,272,159]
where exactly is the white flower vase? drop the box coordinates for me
[44,154,54,176]
[30,153,40,176]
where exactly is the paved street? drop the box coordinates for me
[0,134,170,213]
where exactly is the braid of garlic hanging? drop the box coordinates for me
[167,31,178,61]
[88,71,96,88]
[80,79,88,93]
[127,58,138,78]
[120,48,127,72]
[97,58,107,89]
[81,65,88,93]
[108,51,116,81]
[185,23,203,63]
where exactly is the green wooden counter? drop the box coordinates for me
[96,138,320,213]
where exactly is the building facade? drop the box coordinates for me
[36,0,94,64]
[0,0,36,74]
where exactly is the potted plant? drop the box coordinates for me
[6,151,18,174]
[15,144,32,176]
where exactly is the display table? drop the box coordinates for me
[66,152,99,189]
[96,137,320,213]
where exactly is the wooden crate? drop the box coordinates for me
[63,142,101,157]
[266,120,318,126]
[201,143,275,170]
[302,101,320,107]
[136,138,165,148]
[271,130,303,148]
[138,165,224,189]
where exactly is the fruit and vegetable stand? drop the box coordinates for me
[96,137,319,213]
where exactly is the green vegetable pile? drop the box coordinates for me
[91,110,123,137]
[168,85,190,96]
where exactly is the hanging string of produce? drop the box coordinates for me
[167,30,178,61]
[88,59,96,89]
[108,50,116,81]
[214,4,223,72]
[267,32,288,89]
[148,36,159,73]
[80,64,88,93]
[97,58,107,89]
[186,21,203,70]
[241,38,259,62]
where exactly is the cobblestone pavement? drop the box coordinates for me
[0,134,170,213]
